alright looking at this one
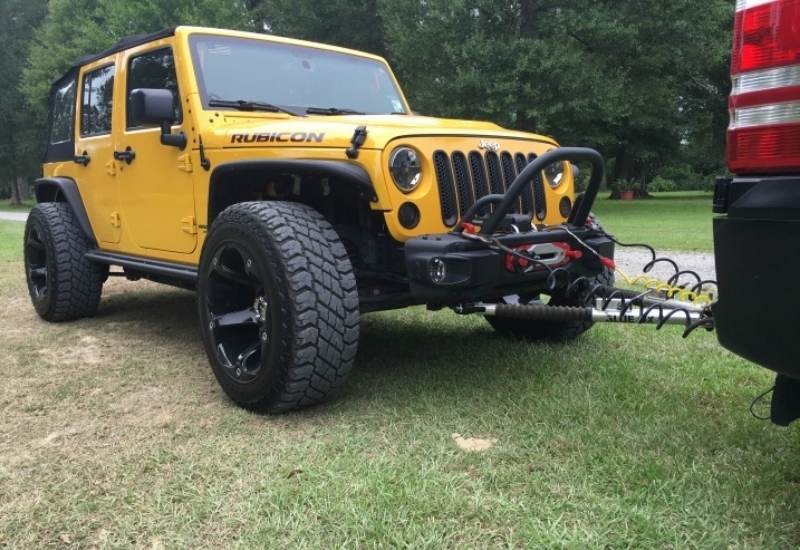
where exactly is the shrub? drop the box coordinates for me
[650,165,713,192]
[648,175,677,193]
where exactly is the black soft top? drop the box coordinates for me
[43,27,176,164]
[54,27,176,85]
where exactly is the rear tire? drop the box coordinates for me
[24,203,106,322]
[197,201,359,412]
[487,267,614,342]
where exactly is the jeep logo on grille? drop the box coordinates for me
[478,140,501,152]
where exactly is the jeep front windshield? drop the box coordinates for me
[189,35,408,116]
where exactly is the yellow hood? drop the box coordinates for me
[201,113,557,151]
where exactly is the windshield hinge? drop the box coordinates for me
[199,136,211,171]
[346,126,368,159]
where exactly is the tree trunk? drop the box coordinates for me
[515,0,536,130]
[10,160,20,206]
[7,125,20,205]
[608,145,628,199]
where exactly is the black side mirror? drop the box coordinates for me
[129,88,186,150]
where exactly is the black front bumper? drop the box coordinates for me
[713,175,800,379]
[403,147,613,306]
[405,228,614,305]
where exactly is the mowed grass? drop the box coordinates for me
[0,221,24,261]
[1,218,800,547]
[593,191,714,252]
[0,199,34,213]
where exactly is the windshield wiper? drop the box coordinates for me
[305,106,366,116]
[208,99,304,117]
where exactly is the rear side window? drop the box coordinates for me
[81,64,115,137]
[50,78,76,144]
[127,48,182,129]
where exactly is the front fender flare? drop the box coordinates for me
[34,177,96,244]
[208,159,378,223]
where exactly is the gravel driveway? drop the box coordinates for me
[0,211,28,222]
[615,248,716,282]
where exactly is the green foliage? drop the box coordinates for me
[379,0,733,185]
[16,0,735,192]
[647,175,678,193]
[614,179,639,193]
[651,165,714,192]
[0,0,47,199]
[255,0,387,56]
[22,0,251,117]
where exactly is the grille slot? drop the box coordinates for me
[451,152,474,215]
[501,152,522,214]
[485,152,505,196]
[431,148,549,226]
[468,152,490,215]
[515,153,534,215]
[433,151,458,227]
[529,153,547,221]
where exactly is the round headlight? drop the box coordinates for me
[389,147,422,193]
[544,161,568,188]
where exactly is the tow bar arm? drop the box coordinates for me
[455,286,715,338]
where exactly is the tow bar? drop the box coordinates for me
[455,287,714,338]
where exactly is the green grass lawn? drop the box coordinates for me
[0,199,34,213]
[0,220,24,261]
[593,191,714,252]
[2,210,799,547]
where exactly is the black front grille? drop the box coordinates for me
[433,149,548,227]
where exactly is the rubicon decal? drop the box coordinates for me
[230,132,326,144]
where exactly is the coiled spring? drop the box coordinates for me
[546,235,716,337]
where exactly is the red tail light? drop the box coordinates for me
[728,0,800,173]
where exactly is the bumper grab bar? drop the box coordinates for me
[461,147,604,235]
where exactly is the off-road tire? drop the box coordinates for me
[197,201,359,412]
[486,267,614,342]
[24,203,106,322]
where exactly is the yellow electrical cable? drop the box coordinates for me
[614,266,715,304]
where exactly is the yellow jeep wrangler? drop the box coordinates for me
[25,26,614,411]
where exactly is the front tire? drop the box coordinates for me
[197,201,360,412]
[24,203,106,322]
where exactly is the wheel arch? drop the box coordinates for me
[34,177,96,245]
[207,159,378,226]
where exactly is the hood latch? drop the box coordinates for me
[346,126,368,159]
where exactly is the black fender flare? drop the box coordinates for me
[207,159,378,223]
[34,177,96,244]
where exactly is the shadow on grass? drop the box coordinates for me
[90,285,580,411]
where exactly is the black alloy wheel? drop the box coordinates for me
[25,225,48,300]
[204,242,273,385]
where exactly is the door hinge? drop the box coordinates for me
[181,215,197,235]
[177,153,193,173]
[105,160,116,176]
[109,211,121,228]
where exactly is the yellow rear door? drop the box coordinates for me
[75,56,121,244]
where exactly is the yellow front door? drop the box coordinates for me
[76,57,121,245]
[115,43,196,254]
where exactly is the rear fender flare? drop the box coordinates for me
[34,177,96,244]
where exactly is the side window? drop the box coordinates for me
[127,48,182,129]
[50,77,76,144]
[81,64,115,137]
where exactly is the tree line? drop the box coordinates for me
[0,0,734,202]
